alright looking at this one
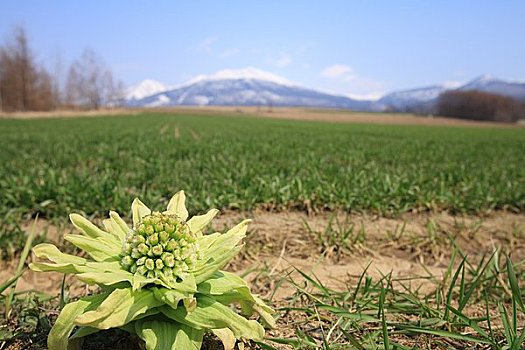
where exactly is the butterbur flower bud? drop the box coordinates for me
[165,240,177,251]
[120,211,200,281]
[165,224,175,234]
[122,243,132,255]
[145,258,155,271]
[145,225,155,236]
[121,255,134,267]
[162,252,175,267]
[155,259,164,270]
[132,235,146,246]
[148,233,159,246]
[131,248,141,259]
[137,243,149,255]
[152,244,163,256]
[159,231,169,243]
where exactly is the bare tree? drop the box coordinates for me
[0,26,55,111]
[65,49,120,109]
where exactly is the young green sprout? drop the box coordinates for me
[30,191,274,350]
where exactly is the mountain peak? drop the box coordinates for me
[469,74,497,84]
[184,67,294,87]
[126,79,170,100]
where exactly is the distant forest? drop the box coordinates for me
[436,90,525,123]
[0,26,123,112]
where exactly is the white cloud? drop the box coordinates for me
[320,64,354,80]
[273,53,292,68]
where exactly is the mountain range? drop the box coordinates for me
[125,69,525,113]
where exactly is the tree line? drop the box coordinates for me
[0,26,123,112]
[437,90,525,123]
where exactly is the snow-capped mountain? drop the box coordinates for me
[126,79,170,100]
[376,76,525,112]
[125,70,525,112]
[183,67,294,87]
[377,85,448,112]
[458,75,525,101]
[127,68,373,110]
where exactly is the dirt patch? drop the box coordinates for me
[2,210,524,349]
[3,210,523,299]
[0,108,139,119]
[148,106,522,128]
[2,107,522,128]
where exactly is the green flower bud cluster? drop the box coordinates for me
[120,211,200,281]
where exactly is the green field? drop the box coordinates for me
[1,112,525,349]
[1,113,524,224]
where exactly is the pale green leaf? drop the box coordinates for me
[48,293,108,350]
[132,198,151,228]
[132,273,159,291]
[153,287,195,310]
[75,288,163,329]
[102,211,130,241]
[165,190,188,221]
[196,232,221,251]
[197,270,249,296]
[135,320,203,350]
[161,295,264,341]
[30,243,89,274]
[29,262,84,274]
[85,261,123,272]
[193,247,242,285]
[197,271,275,328]
[32,243,87,266]
[69,214,107,239]
[250,296,276,329]
[131,272,188,291]
[64,234,121,262]
[76,271,134,286]
[193,220,250,284]
[212,328,236,350]
[187,209,219,237]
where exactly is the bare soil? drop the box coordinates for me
[2,210,524,349]
[3,211,523,301]
[2,107,522,128]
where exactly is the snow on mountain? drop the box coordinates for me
[125,70,525,112]
[458,75,525,101]
[183,67,294,87]
[128,70,373,110]
[126,79,170,100]
[376,85,448,112]
[376,75,525,112]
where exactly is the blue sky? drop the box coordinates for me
[1,0,524,98]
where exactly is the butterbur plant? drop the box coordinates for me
[30,191,274,350]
